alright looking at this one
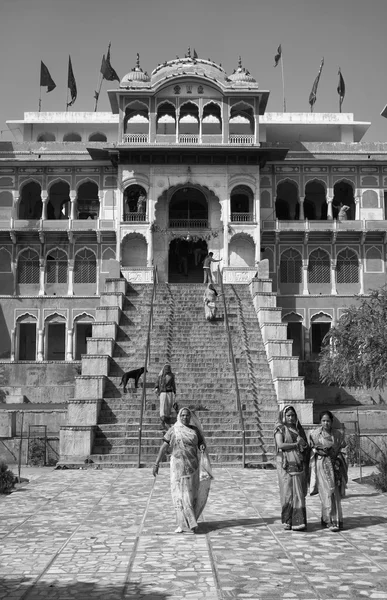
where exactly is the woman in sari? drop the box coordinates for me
[309,410,348,531]
[153,364,177,430]
[274,405,309,531]
[153,407,213,533]
[203,283,221,321]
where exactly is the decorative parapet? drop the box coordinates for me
[121,267,154,284]
[222,267,256,284]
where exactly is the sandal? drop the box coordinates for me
[283,523,292,530]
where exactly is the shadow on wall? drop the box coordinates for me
[0,303,10,359]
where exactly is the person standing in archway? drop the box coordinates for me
[203,252,221,284]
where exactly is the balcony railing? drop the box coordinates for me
[179,135,199,144]
[169,219,208,229]
[231,212,254,222]
[229,135,254,144]
[123,133,149,144]
[123,212,147,222]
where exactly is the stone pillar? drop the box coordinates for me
[11,257,17,296]
[147,227,153,267]
[176,109,179,143]
[359,258,364,295]
[70,191,77,220]
[327,197,333,220]
[68,260,74,296]
[66,327,74,361]
[10,329,15,362]
[331,260,337,295]
[41,191,48,220]
[38,258,45,296]
[355,194,361,220]
[304,325,311,360]
[199,113,202,143]
[299,196,305,220]
[98,192,103,219]
[302,258,309,295]
[37,328,44,362]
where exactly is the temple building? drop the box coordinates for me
[1,50,387,461]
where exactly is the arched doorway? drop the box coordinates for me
[169,187,208,228]
[168,237,208,283]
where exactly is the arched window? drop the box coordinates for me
[308,249,330,283]
[63,132,82,142]
[46,249,68,283]
[337,248,358,283]
[74,249,96,283]
[88,132,107,142]
[18,249,40,284]
[365,247,383,272]
[280,249,302,283]
[37,133,56,142]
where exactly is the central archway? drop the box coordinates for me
[168,237,208,283]
[169,187,208,228]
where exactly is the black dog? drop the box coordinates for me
[119,367,148,393]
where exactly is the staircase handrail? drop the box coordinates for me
[218,266,246,467]
[137,266,158,467]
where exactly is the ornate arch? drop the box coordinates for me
[18,178,42,193]
[74,312,95,323]
[76,177,99,191]
[304,177,327,193]
[47,177,71,191]
[282,311,304,322]
[124,99,149,112]
[310,311,332,322]
[16,246,39,261]
[229,231,255,244]
[178,100,199,115]
[156,99,176,112]
[121,231,147,244]
[276,177,300,193]
[44,311,67,324]
[308,246,330,260]
[121,173,149,193]
[16,312,38,323]
[333,177,355,191]
[336,246,359,260]
[229,176,256,195]
[45,246,68,259]
[74,246,96,259]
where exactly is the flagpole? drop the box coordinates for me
[280,53,286,112]
[39,87,42,113]
[66,85,69,112]
[94,73,103,112]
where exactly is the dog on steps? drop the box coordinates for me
[119,366,148,393]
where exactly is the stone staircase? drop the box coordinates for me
[59,274,310,468]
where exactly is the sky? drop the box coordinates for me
[1,0,387,141]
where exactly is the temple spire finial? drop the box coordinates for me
[238,56,242,69]
[187,47,191,58]
[136,53,140,69]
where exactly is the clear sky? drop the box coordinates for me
[1,0,387,141]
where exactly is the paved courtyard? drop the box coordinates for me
[0,465,386,600]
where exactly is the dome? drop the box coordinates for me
[120,54,150,87]
[151,48,227,86]
[228,57,256,84]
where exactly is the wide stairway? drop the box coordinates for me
[89,282,278,467]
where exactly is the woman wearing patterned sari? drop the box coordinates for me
[153,407,213,533]
[309,411,348,531]
[274,405,309,531]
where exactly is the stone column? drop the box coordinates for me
[68,259,74,296]
[66,327,74,361]
[70,191,77,220]
[222,198,229,267]
[147,227,153,267]
[302,258,309,295]
[327,197,333,220]
[10,329,15,362]
[355,194,361,220]
[11,257,17,296]
[37,328,44,362]
[304,326,311,360]
[331,260,337,295]
[41,191,48,220]
[98,192,103,219]
[38,258,45,296]
[299,196,305,221]
[359,258,364,295]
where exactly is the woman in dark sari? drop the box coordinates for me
[309,410,348,531]
[274,405,309,531]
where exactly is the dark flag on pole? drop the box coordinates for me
[337,68,345,112]
[40,61,56,92]
[274,45,282,67]
[67,56,77,107]
[309,58,324,111]
[100,43,120,82]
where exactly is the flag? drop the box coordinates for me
[40,61,56,92]
[193,48,198,59]
[100,43,120,82]
[337,68,345,111]
[274,45,282,67]
[67,56,77,107]
[309,58,324,109]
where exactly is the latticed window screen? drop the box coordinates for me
[280,249,302,283]
[337,249,359,283]
[308,249,330,283]
[74,248,96,283]
[46,249,68,284]
[17,249,40,284]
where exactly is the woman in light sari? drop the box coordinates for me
[274,405,309,531]
[153,407,213,533]
[203,283,221,321]
[309,411,348,531]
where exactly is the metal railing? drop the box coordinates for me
[218,266,246,467]
[123,133,149,144]
[231,212,254,222]
[137,266,158,467]
[123,212,147,222]
[169,218,208,229]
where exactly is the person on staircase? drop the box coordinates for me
[203,252,222,284]
[203,283,222,321]
[274,405,310,531]
[153,407,213,534]
[154,363,177,430]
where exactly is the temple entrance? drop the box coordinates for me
[168,238,208,283]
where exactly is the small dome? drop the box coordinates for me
[151,48,227,86]
[121,54,150,86]
[228,57,256,84]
